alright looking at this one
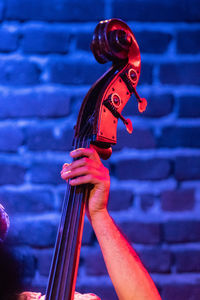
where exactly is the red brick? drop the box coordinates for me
[164,220,200,243]
[119,221,161,244]
[115,158,171,180]
[161,189,195,211]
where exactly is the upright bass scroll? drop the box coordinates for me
[76,18,147,157]
[45,18,147,300]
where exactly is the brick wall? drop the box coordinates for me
[0,0,200,299]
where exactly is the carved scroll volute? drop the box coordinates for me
[74,19,146,159]
[91,19,141,70]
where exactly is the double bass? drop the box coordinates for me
[45,18,147,300]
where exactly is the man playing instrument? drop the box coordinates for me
[0,148,161,300]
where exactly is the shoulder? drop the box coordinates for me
[0,204,9,242]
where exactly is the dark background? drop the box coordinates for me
[0,0,200,299]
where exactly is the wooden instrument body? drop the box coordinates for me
[45,18,146,300]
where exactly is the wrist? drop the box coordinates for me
[90,208,111,229]
[89,208,110,224]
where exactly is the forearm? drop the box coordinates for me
[61,148,160,299]
[90,210,161,300]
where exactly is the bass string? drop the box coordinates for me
[57,136,84,299]
[64,113,92,247]
[46,136,82,299]
[58,135,86,299]
[47,124,92,299]
[63,135,91,300]
[62,126,92,299]
[46,169,73,298]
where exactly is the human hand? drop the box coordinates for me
[61,147,110,221]
[74,291,101,299]
[18,291,100,300]
[18,292,44,299]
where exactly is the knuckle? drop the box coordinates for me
[88,174,93,180]
[84,165,90,173]
[101,165,108,173]
[61,173,65,179]
[90,147,95,154]
[83,157,88,164]
[63,163,70,171]
[104,166,109,174]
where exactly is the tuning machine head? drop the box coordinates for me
[138,97,147,113]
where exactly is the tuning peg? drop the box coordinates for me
[103,98,133,134]
[117,112,133,134]
[138,98,147,113]
[132,88,147,113]
[124,118,133,134]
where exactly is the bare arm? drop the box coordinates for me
[90,210,160,300]
[61,148,161,300]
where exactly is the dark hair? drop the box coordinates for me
[0,207,22,299]
[0,244,23,300]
